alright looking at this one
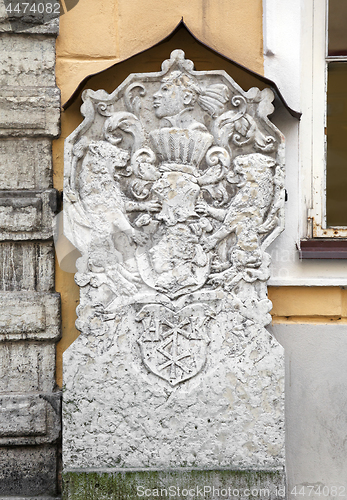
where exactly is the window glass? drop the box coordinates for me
[328,0,347,56]
[326,62,347,226]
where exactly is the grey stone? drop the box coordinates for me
[0,2,60,496]
[64,308,285,469]
[0,34,55,86]
[0,445,58,496]
[0,189,59,240]
[36,242,56,291]
[0,19,59,35]
[0,87,60,137]
[0,392,61,445]
[63,50,286,470]
[0,342,56,393]
[0,138,52,190]
[0,292,60,341]
[270,323,347,494]
[0,1,59,35]
[0,242,54,291]
[0,497,61,500]
[0,395,47,437]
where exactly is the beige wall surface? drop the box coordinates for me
[56,0,264,106]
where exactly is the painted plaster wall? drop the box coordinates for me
[55,0,264,107]
[271,323,347,496]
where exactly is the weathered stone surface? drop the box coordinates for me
[63,468,286,500]
[0,87,60,137]
[0,392,61,445]
[0,342,56,393]
[0,138,52,189]
[0,34,55,86]
[63,50,285,471]
[0,445,58,496]
[0,18,59,35]
[0,395,46,436]
[0,497,61,500]
[0,497,60,500]
[0,242,54,291]
[0,1,60,496]
[0,292,60,341]
[64,307,284,469]
[0,189,59,240]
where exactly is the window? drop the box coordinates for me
[326,0,347,227]
[308,0,347,237]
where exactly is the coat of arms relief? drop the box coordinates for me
[64,50,285,387]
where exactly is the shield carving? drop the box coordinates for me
[135,229,211,299]
[136,303,212,386]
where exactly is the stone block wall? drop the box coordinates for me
[0,4,61,498]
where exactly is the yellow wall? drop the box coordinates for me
[269,287,347,323]
[54,0,346,387]
[56,0,264,107]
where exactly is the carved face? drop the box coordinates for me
[153,82,193,119]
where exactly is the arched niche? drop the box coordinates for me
[63,22,295,115]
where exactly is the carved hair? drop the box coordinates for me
[199,84,230,118]
[162,71,230,118]
[103,114,123,145]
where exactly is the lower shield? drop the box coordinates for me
[137,303,211,386]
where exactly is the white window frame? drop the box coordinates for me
[304,0,347,237]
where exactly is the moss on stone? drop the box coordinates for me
[63,468,286,500]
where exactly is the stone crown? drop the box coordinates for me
[149,127,213,170]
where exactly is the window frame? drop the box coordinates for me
[306,0,347,238]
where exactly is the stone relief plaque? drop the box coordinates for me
[63,50,285,469]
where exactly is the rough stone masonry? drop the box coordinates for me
[0,2,61,498]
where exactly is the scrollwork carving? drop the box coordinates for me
[124,82,146,116]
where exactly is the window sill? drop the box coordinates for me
[299,239,347,259]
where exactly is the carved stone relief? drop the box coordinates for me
[63,50,285,469]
